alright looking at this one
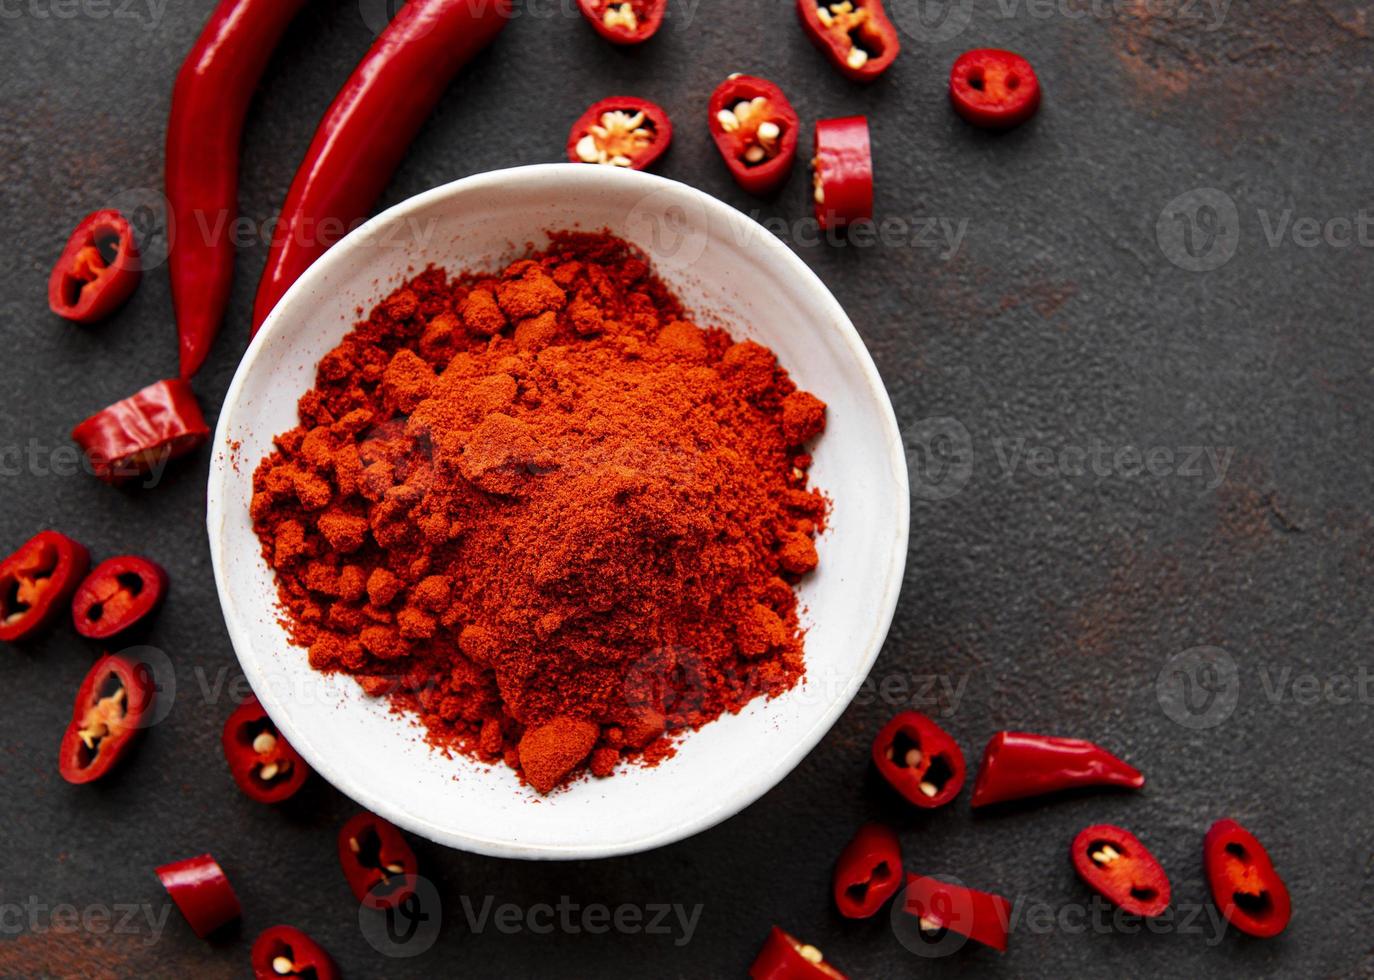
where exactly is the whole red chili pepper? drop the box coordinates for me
[338,812,418,910]
[576,0,665,44]
[833,823,902,919]
[167,0,310,380]
[871,711,965,808]
[222,694,310,804]
[567,96,673,171]
[71,378,210,484]
[47,210,141,324]
[156,854,242,939]
[749,926,849,979]
[949,49,1041,129]
[708,75,800,196]
[1071,825,1171,918]
[251,925,339,980]
[0,531,89,643]
[970,731,1144,808]
[1204,818,1292,938]
[70,556,168,640]
[902,874,1011,953]
[58,654,155,784]
[251,0,512,334]
[812,116,873,232]
[796,0,900,82]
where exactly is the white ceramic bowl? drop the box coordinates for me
[208,165,909,860]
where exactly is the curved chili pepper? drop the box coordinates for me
[872,711,965,808]
[970,731,1144,808]
[71,378,210,484]
[222,694,311,803]
[796,0,900,82]
[156,854,241,939]
[903,874,1011,953]
[0,531,89,643]
[812,116,873,233]
[576,0,665,44]
[338,811,418,910]
[1204,818,1292,938]
[251,925,339,980]
[58,654,155,784]
[1071,825,1171,917]
[48,210,141,324]
[567,96,673,171]
[833,823,902,919]
[168,0,309,379]
[71,557,168,640]
[251,0,512,334]
[749,926,849,979]
[708,75,800,196]
[949,49,1041,129]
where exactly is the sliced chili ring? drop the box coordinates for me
[222,694,311,804]
[902,874,1011,953]
[71,378,210,484]
[812,116,873,232]
[796,0,900,82]
[0,531,89,643]
[575,0,665,44]
[251,925,340,980]
[58,654,156,785]
[567,96,672,171]
[708,75,800,196]
[1071,825,1172,918]
[156,854,242,939]
[338,811,419,910]
[1204,818,1292,938]
[949,49,1041,129]
[749,925,849,979]
[833,823,902,919]
[872,710,965,808]
[48,209,141,324]
[71,556,168,640]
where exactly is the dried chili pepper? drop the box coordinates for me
[903,874,1011,953]
[1204,819,1292,938]
[338,812,418,910]
[833,823,902,919]
[567,96,672,170]
[1071,825,1171,918]
[576,0,665,44]
[0,531,89,644]
[749,926,849,979]
[970,731,1144,808]
[250,0,512,334]
[156,854,241,939]
[708,75,799,196]
[796,0,900,82]
[812,116,873,232]
[71,556,168,640]
[872,711,965,808]
[222,695,311,804]
[949,49,1041,129]
[251,925,339,980]
[58,654,155,784]
[168,0,309,379]
[47,210,141,324]
[71,378,210,484]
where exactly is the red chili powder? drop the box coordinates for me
[251,232,827,794]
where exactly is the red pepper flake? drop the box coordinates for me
[902,874,1011,953]
[251,925,339,980]
[796,0,901,82]
[1204,818,1292,938]
[222,694,311,804]
[1071,825,1172,918]
[58,654,156,785]
[708,75,800,196]
[872,711,965,808]
[567,97,673,170]
[70,556,168,640]
[576,0,665,44]
[749,925,849,979]
[337,812,418,910]
[812,116,873,232]
[156,854,242,939]
[0,531,89,644]
[832,823,902,918]
[970,731,1144,808]
[71,378,210,484]
[949,49,1041,129]
[48,210,141,324]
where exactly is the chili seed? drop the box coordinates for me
[259,763,279,781]
[904,748,922,768]
[798,944,824,964]
[847,48,870,70]
[717,109,740,133]
[252,732,277,755]
[919,781,938,798]
[272,956,295,975]
[575,135,602,164]
[757,121,781,144]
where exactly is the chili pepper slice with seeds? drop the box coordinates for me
[949,49,1041,129]
[58,654,155,784]
[223,694,310,804]
[812,116,873,233]
[567,96,672,171]
[48,210,141,324]
[872,711,965,808]
[252,925,340,980]
[576,0,665,44]
[709,75,800,196]
[749,926,849,979]
[71,378,210,484]
[1071,825,1171,917]
[903,874,1011,953]
[971,731,1144,808]
[157,854,241,939]
[1204,818,1292,938]
[0,531,89,644]
[71,556,168,640]
[338,812,418,910]
[833,823,902,919]
[796,0,900,82]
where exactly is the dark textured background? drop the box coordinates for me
[2,0,1372,976]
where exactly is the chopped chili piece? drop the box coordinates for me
[1071,825,1171,917]
[833,823,902,919]
[71,378,210,484]
[749,926,848,979]
[58,654,155,784]
[251,925,339,980]
[708,75,800,196]
[796,0,900,82]
[222,695,311,804]
[338,812,418,910]
[0,531,89,643]
[971,731,1144,808]
[567,96,672,171]
[949,49,1041,129]
[47,210,141,324]
[872,711,965,808]
[1204,818,1292,938]
[902,874,1011,953]
[812,116,873,232]
[156,854,241,939]
[71,556,168,640]
[576,0,665,44]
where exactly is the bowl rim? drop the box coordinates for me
[207,164,910,859]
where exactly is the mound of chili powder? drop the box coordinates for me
[251,233,827,794]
